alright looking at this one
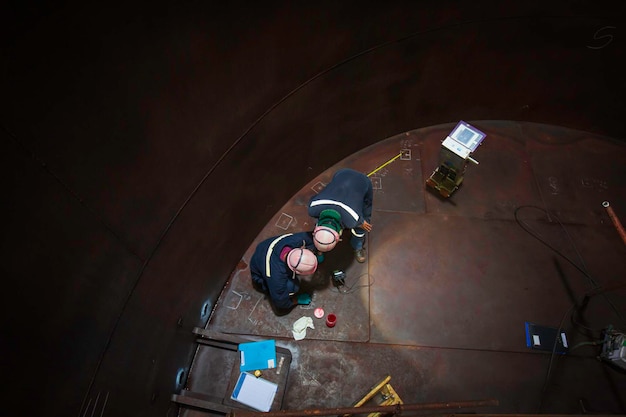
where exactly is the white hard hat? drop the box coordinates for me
[313,225,340,252]
[287,247,318,276]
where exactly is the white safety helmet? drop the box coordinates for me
[313,209,343,252]
[286,247,318,276]
[313,225,340,252]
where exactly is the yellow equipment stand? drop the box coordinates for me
[425,121,486,198]
[346,376,403,417]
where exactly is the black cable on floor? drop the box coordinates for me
[514,205,625,329]
[537,303,575,413]
[331,272,373,294]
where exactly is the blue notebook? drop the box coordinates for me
[525,321,568,354]
[239,339,277,372]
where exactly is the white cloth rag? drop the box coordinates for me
[292,316,314,340]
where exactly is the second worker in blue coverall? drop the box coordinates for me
[250,232,318,312]
[308,168,373,263]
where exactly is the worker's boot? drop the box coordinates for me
[354,248,366,263]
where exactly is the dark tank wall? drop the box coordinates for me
[2,2,624,416]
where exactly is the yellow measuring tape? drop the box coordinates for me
[367,152,403,177]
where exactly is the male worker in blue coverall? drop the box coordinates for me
[308,168,373,263]
[250,231,319,312]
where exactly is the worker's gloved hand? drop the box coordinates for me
[316,252,324,263]
[296,293,312,305]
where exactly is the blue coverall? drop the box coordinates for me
[308,168,373,250]
[249,232,316,310]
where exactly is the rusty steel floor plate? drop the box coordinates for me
[189,121,626,416]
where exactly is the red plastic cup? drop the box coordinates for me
[326,313,337,328]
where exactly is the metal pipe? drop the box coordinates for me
[229,399,499,417]
[602,201,626,246]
